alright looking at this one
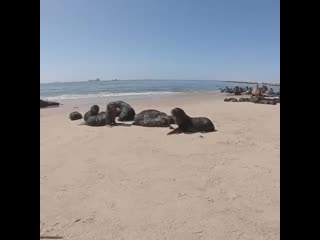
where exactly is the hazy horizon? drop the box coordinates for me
[40,79,280,84]
[41,0,279,83]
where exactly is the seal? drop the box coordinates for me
[243,87,252,95]
[83,104,118,127]
[107,101,135,121]
[251,84,261,96]
[40,99,60,108]
[250,96,278,105]
[224,98,238,102]
[255,99,277,105]
[132,109,175,127]
[84,105,100,121]
[167,108,215,135]
[250,96,261,103]
[239,97,250,102]
[69,111,83,121]
[85,112,109,126]
[234,86,241,95]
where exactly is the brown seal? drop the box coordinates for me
[167,108,215,135]
[132,109,174,127]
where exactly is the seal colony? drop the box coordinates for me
[222,84,280,105]
[66,100,216,135]
[220,84,280,98]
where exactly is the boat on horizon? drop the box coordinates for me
[88,78,101,82]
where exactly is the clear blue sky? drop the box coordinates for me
[40,0,279,83]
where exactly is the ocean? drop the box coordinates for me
[40,80,279,103]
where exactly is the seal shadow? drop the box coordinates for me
[114,122,132,127]
[183,129,218,135]
[40,236,63,239]
[167,128,218,135]
[77,123,132,127]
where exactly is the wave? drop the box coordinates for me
[41,91,181,100]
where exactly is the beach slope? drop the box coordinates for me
[40,94,280,240]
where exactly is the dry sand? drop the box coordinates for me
[40,93,280,240]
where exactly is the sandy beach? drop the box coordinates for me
[40,93,280,240]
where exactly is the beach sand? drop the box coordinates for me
[40,93,280,240]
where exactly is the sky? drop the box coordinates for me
[40,0,280,83]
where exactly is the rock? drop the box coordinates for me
[69,111,82,121]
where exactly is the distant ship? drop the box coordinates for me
[88,78,101,82]
[111,78,119,81]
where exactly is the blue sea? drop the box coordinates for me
[40,80,279,102]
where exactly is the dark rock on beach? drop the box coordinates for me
[69,111,83,121]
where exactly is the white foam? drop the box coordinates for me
[41,91,181,101]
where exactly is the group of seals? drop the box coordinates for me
[223,83,280,105]
[69,100,216,135]
[224,97,238,102]
[250,96,279,105]
[221,84,280,98]
[220,86,252,95]
[251,84,279,97]
[133,107,216,135]
[224,96,280,105]
[40,99,61,108]
[83,104,118,126]
[69,104,118,126]
[68,102,133,125]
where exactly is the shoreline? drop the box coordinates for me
[41,91,224,111]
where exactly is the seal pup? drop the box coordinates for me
[84,105,99,121]
[167,108,215,135]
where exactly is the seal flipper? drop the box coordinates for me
[167,127,183,135]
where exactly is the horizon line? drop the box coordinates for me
[40,79,280,84]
